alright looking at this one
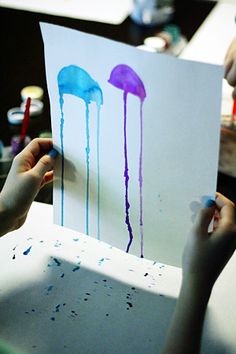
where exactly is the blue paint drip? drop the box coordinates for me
[97,106,101,240]
[23,246,32,255]
[57,65,103,236]
[85,102,90,235]
[98,257,105,266]
[59,95,65,226]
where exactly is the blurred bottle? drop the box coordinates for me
[131,0,175,26]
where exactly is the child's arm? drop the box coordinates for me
[224,36,236,99]
[161,193,236,354]
[0,138,58,236]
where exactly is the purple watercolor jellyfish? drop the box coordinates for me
[108,64,146,257]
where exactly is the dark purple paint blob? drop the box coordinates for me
[108,64,146,256]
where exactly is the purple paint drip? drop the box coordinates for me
[123,91,133,253]
[139,101,144,258]
[108,64,146,256]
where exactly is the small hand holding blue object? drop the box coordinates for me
[161,193,236,354]
[182,193,236,290]
[0,138,58,236]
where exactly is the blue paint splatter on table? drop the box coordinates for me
[23,246,32,255]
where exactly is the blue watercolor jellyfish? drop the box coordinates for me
[108,64,146,257]
[58,65,103,238]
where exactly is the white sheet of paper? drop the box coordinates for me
[0,0,132,24]
[41,23,223,266]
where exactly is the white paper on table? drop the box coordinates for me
[41,22,223,267]
[0,0,132,24]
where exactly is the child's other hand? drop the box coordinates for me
[182,193,236,292]
[0,138,58,235]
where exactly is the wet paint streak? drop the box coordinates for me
[58,65,103,237]
[47,285,53,292]
[85,102,90,234]
[55,304,60,312]
[108,64,146,256]
[98,257,110,266]
[23,246,32,255]
[72,266,80,272]
[53,258,61,266]
[139,101,144,258]
[97,105,101,239]
[71,310,78,316]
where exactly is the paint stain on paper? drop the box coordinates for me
[23,246,32,255]
[53,258,61,266]
[108,64,146,256]
[72,266,80,272]
[58,65,103,238]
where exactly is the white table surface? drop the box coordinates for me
[0,0,132,25]
[0,201,235,354]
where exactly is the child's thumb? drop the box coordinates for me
[33,149,58,178]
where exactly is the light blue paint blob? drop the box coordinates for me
[58,65,103,238]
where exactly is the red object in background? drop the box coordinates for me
[20,96,31,144]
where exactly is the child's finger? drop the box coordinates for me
[32,153,56,179]
[194,200,216,236]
